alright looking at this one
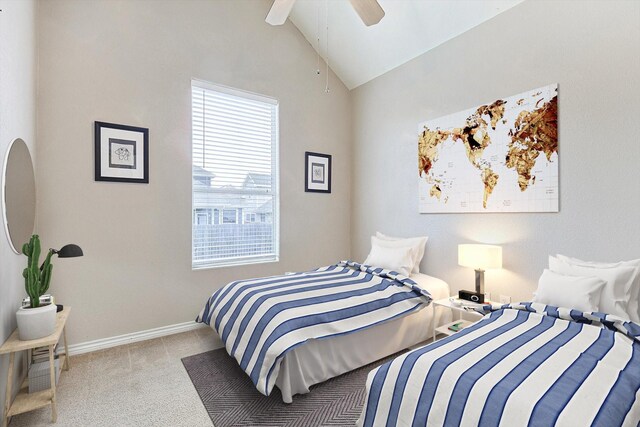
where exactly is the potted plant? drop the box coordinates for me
[16,235,57,341]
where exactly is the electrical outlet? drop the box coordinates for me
[499,295,511,304]
[485,292,492,302]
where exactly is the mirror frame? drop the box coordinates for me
[2,138,36,254]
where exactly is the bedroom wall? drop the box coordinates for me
[0,0,38,419]
[36,0,351,345]
[350,0,640,302]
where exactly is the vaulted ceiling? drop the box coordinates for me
[288,0,526,90]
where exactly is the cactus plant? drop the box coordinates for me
[21,235,54,308]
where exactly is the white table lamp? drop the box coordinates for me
[458,244,502,300]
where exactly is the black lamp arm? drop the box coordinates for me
[40,248,58,271]
[38,244,83,270]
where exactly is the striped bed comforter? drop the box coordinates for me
[359,302,640,427]
[196,260,433,397]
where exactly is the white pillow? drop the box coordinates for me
[366,236,419,273]
[549,256,636,319]
[375,232,428,274]
[557,254,640,323]
[533,269,606,313]
[364,244,415,277]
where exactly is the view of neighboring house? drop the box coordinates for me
[192,166,275,264]
[192,168,273,226]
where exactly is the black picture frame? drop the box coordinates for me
[95,121,149,183]
[305,151,331,193]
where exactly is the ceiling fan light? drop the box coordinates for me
[266,0,297,26]
[349,0,385,26]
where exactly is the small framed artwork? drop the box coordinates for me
[94,121,149,183]
[305,151,331,193]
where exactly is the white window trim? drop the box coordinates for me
[191,79,280,270]
[192,79,278,106]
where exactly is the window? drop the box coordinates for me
[192,80,279,268]
[194,209,211,225]
[222,209,238,224]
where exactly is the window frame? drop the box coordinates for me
[191,79,280,270]
[194,208,211,225]
[222,208,238,224]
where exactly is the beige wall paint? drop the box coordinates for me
[0,0,37,418]
[351,0,640,302]
[36,0,351,345]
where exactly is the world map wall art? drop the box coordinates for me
[418,84,558,213]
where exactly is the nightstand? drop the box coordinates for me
[432,298,483,342]
[0,307,71,427]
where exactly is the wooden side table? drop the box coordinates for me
[0,307,71,427]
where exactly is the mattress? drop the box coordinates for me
[275,273,451,403]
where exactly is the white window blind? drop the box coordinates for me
[192,80,279,269]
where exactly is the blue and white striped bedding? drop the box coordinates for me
[359,302,640,427]
[196,260,433,397]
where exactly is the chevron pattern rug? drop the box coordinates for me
[182,348,403,426]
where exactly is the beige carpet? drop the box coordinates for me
[9,328,219,427]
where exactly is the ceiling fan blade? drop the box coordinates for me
[265,0,297,26]
[349,0,385,26]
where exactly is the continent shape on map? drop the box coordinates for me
[417,84,558,213]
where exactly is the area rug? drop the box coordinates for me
[181,348,402,427]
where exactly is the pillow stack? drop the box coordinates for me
[556,255,640,322]
[534,269,606,313]
[534,255,640,322]
[363,232,428,277]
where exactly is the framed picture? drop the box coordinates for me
[94,121,149,183]
[305,151,331,193]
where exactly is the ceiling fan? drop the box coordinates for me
[266,0,385,27]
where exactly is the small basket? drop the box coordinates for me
[28,358,60,393]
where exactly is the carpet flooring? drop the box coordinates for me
[9,329,219,427]
[182,349,401,427]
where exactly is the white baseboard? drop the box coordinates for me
[66,321,213,356]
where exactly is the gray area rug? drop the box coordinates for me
[182,348,402,427]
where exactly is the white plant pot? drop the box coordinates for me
[16,303,57,341]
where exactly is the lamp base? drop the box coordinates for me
[458,290,485,304]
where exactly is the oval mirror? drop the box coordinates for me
[2,138,36,254]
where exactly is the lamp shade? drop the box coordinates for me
[56,244,83,258]
[458,244,502,270]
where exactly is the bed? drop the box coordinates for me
[358,302,640,427]
[196,260,450,403]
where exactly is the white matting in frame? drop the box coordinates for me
[95,121,149,183]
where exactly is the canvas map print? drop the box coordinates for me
[418,84,558,213]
